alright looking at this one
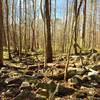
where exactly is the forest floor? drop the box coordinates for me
[0,49,100,100]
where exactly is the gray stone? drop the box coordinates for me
[14,90,36,100]
[70,75,82,84]
[76,92,87,99]
[92,65,100,71]
[5,77,23,85]
[20,81,32,90]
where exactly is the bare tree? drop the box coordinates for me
[74,0,83,54]
[19,0,22,61]
[12,0,17,52]
[45,0,53,63]
[82,0,87,47]
[6,0,12,59]
[62,0,69,53]
[24,0,27,53]
[31,0,36,51]
[0,0,4,65]
[92,0,97,48]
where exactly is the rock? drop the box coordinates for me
[77,68,89,75]
[28,64,44,70]
[32,73,44,79]
[95,53,100,62]
[36,82,75,97]
[56,85,75,97]
[36,88,49,98]
[7,84,20,88]
[25,70,33,76]
[48,70,76,80]
[1,74,9,79]
[90,75,100,84]
[36,94,47,100]
[55,98,61,100]
[90,81,99,87]
[0,71,2,76]
[22,58,35,65]
[2,89,14,97]
[1,67,8,73]
[48,73,64,80]
[82,75,90,83]
[89,49,97,54]
[28,65,38,70]
[0,80,7,91]
[90,54,96,61]
[94,93,100,98]
[70,55,81,61]
[5,77,23,85]
[21,75,38,85]
[76,92,87,99]
[14,90,36,100]
[88,68,99,77]
[5,88,20,97]
[20,81,32,90]
[92,65,100,71]
[70,75,82,85]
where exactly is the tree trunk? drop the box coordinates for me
[62,0,69,53]
[19,0,22,61]
[82,0,87,47]
[31,0,36,51]
[45,0,53,63]
[74,0,83,54]
[6,0,12,59]
[24,0,27,53]
[12,0,17,52]
[93,0,97,48]
[0,0,3,65]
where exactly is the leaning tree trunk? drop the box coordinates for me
[0,0,4,65]
[74,0,83,54]
[45,0,53,63]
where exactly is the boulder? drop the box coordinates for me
[76,92,87,99]
[36,81,75,97]
[1,67,9,73]
[92,65,100,71]
[14,90,36,100]
[32,73,44,79]
[1,73,9,79]
[20,81,32,90]
[48,70,76,80]
[2,89,14,98]
[36,88,49,98]
[5,77,23,85]
[0,80,7,91]
[25,70,33,76]
[70,75,82,85]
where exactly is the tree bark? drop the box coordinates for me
[12,0,17,52]
[45,0,53,63]
[82,0,87,47]
[74,0,83,54]
[6,0,12,59]
[31,0,36,51]
[19,0,22,61]
[0,0,3,65]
